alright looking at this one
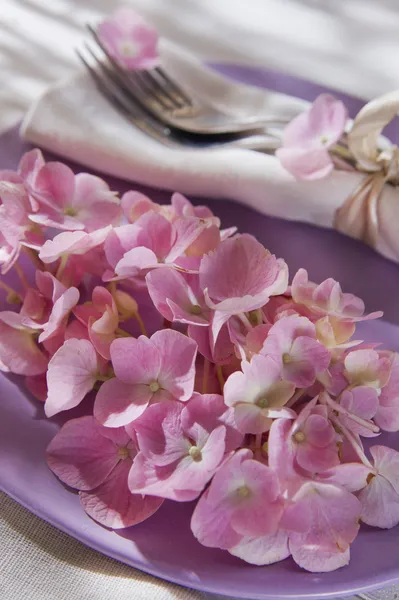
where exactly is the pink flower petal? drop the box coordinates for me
[200,234,288,312]
[45,339,98,417]
[0,315,48,375]
[110,336,161,384]
[288,482,361,556]
[80,459,163,529]
[94,378,153,427]
[46,416,122,490]
[290,545,350,573]
[152,329,197,400]
[276,146,334,181]
[359,474,399,529]
[229,530,290,566]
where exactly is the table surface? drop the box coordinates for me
[2,2,399,599]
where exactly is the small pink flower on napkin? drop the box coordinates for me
[98,8,159,71]
[276,94,347,180]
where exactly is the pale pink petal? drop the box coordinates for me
[146,268,208,325]
[80,459,163,529]
[230,460,284,537]
[33,161,75,210]
[234,403,271,434]
[94,378,152,427]
[121,191,157,222]
[359,474,399,529]
[166,217,206,263]
[371,445,399,494]
[276,146,333,181]
[229,530,290,565]
[115,247,158,278]
[190,450,253,549]
[46,416,121,490]
[110,336,161,384]
[288,482,361,555]
[152,329,197,400]
[181,393,243,453]
[200,234,288,310]
[375,354,399,431]
[39,287,80,343]
[317,463,372,492]
[290,545,350,573]
[45,339,98,417]
[0,317,48,375]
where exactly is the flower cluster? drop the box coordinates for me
[2,149,399,573]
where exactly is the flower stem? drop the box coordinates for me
[324,392,380,434]
[135,311,148,336]
[55,254,68,280]
[202,359,210,394]
[116,327,132,338]
[0,280,22,303]
[286,389,306,408]
[238,313,253,331]
[331,144,353,161]
[13,263,30,290]
[216,364,225,393]
[329,413,374,469]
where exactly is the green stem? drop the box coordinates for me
[55,254,68,280]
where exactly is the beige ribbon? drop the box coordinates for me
[333,91,399,247]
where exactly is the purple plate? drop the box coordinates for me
[1,65,399,599]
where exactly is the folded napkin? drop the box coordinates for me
[21,40,399,265]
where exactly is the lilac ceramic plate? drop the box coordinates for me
[1,65,399,600]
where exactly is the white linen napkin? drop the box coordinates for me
[21,40,399,265]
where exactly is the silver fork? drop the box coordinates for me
[76,42,283,152]
[81,24,288,137]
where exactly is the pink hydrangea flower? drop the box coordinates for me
[128,394,242,501]
[261,314,330,387]
[47,416,163,528]
[375,353,399,431]
[338,386,379,437]
[0,148,45,212]
[276,94,347,180]
[146,269,210,326]
[98,8,160,71]
[344,348,392,391]
[104,213,205,281]
[74,286,119,360]
[29,164,121,231]
[200,234,288,342]
[224,355,295,434]
[291,269,382,323]
[44,339,101,418]
[94,329,197,427]
[358,445,399,529]
[19,271,80,345]
[289,399,340,472]
[0,311,48,375]
[0,182,43,273]
[191,449,285,549]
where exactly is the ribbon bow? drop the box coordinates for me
[334,91,399,247]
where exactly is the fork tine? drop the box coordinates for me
[87,25,179,111]
[154,66,194,107]
[76,48,179,147]
[87,24,189,111]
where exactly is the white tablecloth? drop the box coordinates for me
[2,1,399,599]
